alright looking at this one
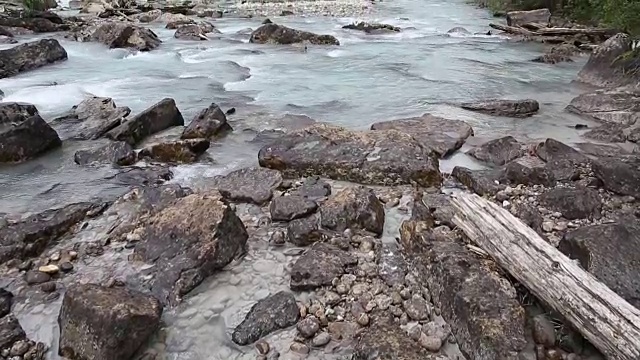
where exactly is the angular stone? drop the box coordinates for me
[290,243,357,290]
[181,103,232,139]
[320,187,385,236]
[81,21,162,51]
[461,99,539,117]
[51,96,130,140]
[232,291,300,345]
[342,22,400,34]
[0,38,67,79]
[566,89,640,126]
[130,192,248,305]
[0,315,26,350]
[25,271,51,284]
[532,314,556,347]
[106,98,184,146]
[0,289,12,318]
[74,141,136,166]
[451,166,505,196]
[592,156,640,197]
[58,284,162,360]
[377,242,406,287]
[0,110,61,163]
[250,23,339,45]
[505,156,556,187]
[289,176,331,199]
[260,123,441,187]
[506,8,551,27]
[577,33,637,88]
[370,114,474,157]
[576,142,630,157]
[511,203,544,235]
[269,195,317,221]
[174,24,208,40]
[540,187,601,220]
[355,320,432,360]
[286,214,323,246]
[422,193,456,227]
[583,124,627,143]
[535,138,591,181]
[207,167,283,205]
[138,139,210,163]
[468,136,524,165]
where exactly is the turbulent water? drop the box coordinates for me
[0,0,600,358]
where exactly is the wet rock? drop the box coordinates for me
[174,24,208,40]
[577,33,637,88]
[40,281,56,293]
[0,202,105,263]
[311,332,331,347]
[106,98,184,146]
[255,340,270,355]
[377,242,406,287]
[505,156,556,187]
[461,99,539,117]
[0,289,12,318]
[181,103,232,139]
[342,22,400,34]
[269,195,317,221]
[111,165,173,186]
[320,186,385,236]
[79,21,162,51]
[532,314,555,347]
[532,44,576,64]
[561,219,640,307]
[584,124,627,143]
[250,23,339,45]
[207,167,282,205]
[52,96,131,140]
[25,271,51,285]
[592,156,640,197]
[355,320,431,360]
[566,88,640,126]
[370,113,473,157]
[467,136,524,165]
[536,138,591,181]
[0,38,67,79]
[259,123,442,187]
[133,9,162,23]
[506,8,551,26]
[540,187,601,220]
[74,141,136,166]
[232,291,300,345]
[451,166,505,196]
[290,243,357,290]
[447,26,471,35]
[289,176,331,199]
[297,316,320,338]
[58,284,162,360]
[138,139,210,163]
[0,109,61,163]
[286,214,322,246]
[0,315,26,350]
[60,262,74,272]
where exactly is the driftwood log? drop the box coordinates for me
[451,193,640,360]
[489,22,615,39]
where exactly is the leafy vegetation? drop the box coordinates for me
[21,0,49,14]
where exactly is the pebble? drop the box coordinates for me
[323,291,341,306]
[311,332,331,347]
[69,250,78,260]
[391,291,403,305]
[40,282,56,293]
[351,283,368,296]
[502,200,510,208]
[59,262,74,272]
[403,294,431,321]
[10,340,30,356]
[38,264,59,274]
[49,252,60,262]
[341,274,357,288]
[375,294,392,310]
[542,221,554,233]
[532,314,556,347]
[270,230,286,246]
[399,288,411,300]
[418,333,443,352]
[407,323,422,341]
[356,313,369,326]
[25,271,51,285]
[289,342,309,355]
[297,316,320,338]
[255,340,270,355]
[17,260,32,271]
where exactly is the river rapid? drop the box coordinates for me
[0,0,599,358]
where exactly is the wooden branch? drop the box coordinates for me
[489,23,534,36]
[451,193,640,360]
[534,27,615,37]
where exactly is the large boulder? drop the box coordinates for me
[0,12,64,33]
[52,96,131,140]
[370,114,473,157]
[74,141,136,166]
[535,138,591,181]
[181,103,232,139]
[577,33,639,88]
[269,195,318,221]
[232,291,300,345]
[566,89,640,126]
[467,136,524,165]
[128,192,248,305]
[207,167,283,205]
[461,99,539,117]
[0,38,67,79]
[505,156,556,187]
[258,123,442,187]
[290,243,357,290]
[106,98,184,146]
[506,9,551,27]
[58,284,162,360]
[342,22,400,34]
[78,22,162,51]
[0,103,61,163]
[319,186,385,236]
[540,187,601,220]
[592,155,640,197]
[250,23,340,45]
[138,139,210,163]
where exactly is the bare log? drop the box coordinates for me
[534,27,616,37]
[451,193,640,360]
[489,23,534,36]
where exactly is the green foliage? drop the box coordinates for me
[21,0,47,14]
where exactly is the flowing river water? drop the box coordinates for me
[0,0,603,358]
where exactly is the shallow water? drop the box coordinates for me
[0,0,599,358]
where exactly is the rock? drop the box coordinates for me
[250,23,339,45]
[377,242,406,287]
[0,315,26,350]
[181,103,232,139]
[505,156,556,187]
[74,141,136,166]
[255,340,270,355]
[269,195,317,221]
[566,88,640,126]
[290,243,357,290]
[165,14,194,29]
[138,139,210,163]
[532,314,555,347]
[467,136,524,165]
[289,176,331,199]
[106,98,184,146]
[319,186,385,236]
[506,9,551,27]
[592,156,640,197]
[232,291,300,345]
[297,316,320,338]
[355,320,432,360]
[576,142,630,157]
[25,271,51,285]
[311,332,331,347]
[461,99,539,117]
[447,26,471,35]
[535,138,591,181]
[174,24,208,40]
[451,166,505,196]
[289,342,310,355]
[58,284,162,360]
[40,281,56,293]
[51,96,130,140]
[0,35,17,44]
[9,339,30,356]
[38,264,59,274]
[583,124,627,143]
[577,33,638,88]
[207,167,282,205]
[342,22,400,34]
[259,123,442,187]
[403,294,431,321]
[286,214,322,246]
[60,262,74,272]
[511,203,544,235]
[532,46,575,64]
[133,9,162,23]
[370,113,474,157]
[540,187,601,220]
[0,289,12,318]
[82,21,162,51]
[0,108,61,163]
[418,333,443,352]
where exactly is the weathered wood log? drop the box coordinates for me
[534,27,616,37]
[451,192,640,360]
[489,23,534,36]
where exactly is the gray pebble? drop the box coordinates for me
[297,316,320,338]
[311,332,331,347]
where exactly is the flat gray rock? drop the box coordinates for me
[461,99,539,117]
[290,243,357,290]
[320,186,385,236]
[208,167,283,205]
[74,141,136,166]
[52,97,130,140]
[232,291,300,345]
[467,136,524,165]
[269,195,317,221]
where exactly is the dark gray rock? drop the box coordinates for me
[289,176,331,199]
[370,113,473,157]
[290,243,357,290]
[110,165,173,187]
[506,8,551,27]
[250,23,339,45]
[106,98,184,146]
[58,284,162,360]
[232,291,300,345]
[592,156,640,197]
[0,109,61,163]
[447,26,471,35]
[561,219,640,308]
[181,103,232,139]
[207,167,283,205]
[286,214,323,246]
[342,22,400,34]
[532,314,556,347]
[355,319,431,360]
[467,136,524,165]
[138,138,210,164]
[461,99,539,117]
[577,33,638,88]
[320,186,385,236]
[505,156,556,186]
[422,193,456,227]
[576,142,630,157]
[174,24,208,40]
[511,203,544,235]
[0,315,26,350]
[297,316,320,338]
[52,96,130,140]
[0,38,67,79]
[25,271,51,285]
[540,187,601,220]
[270,195,317,221]
[0,289,11,319]
[259,123,442,187]
[536,138,591,181]
[583,124,627,143]
[566,89,640,126]
[78,21,162,51]
[74,141,136,166]
[130,191,248,306]
[377,242,406,287]
[451,166,505,196]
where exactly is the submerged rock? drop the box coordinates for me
[58,284,162,360]
[0,38,67,79]
[319,186,385,236]
[506,8,551,27]
[181,103,232,139]
[447,26,471,35]
[461,99,539,117]
[258,123,442,187]
[290,243,357,290]
[74,141,136,166]
[532,43,580,64]
[250,23,340,45]
[106,98,184,146]
[577,33,638,88]
[232,291,300,345]
[370,113,473,157]
[566,89,640,126]
[138,139,210,163]
[342,22,400,34]
[77,21,162,51]
[207,167,283,205]
[52,96,131,140]
[467,135,524,165]
[0,104,61,163]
